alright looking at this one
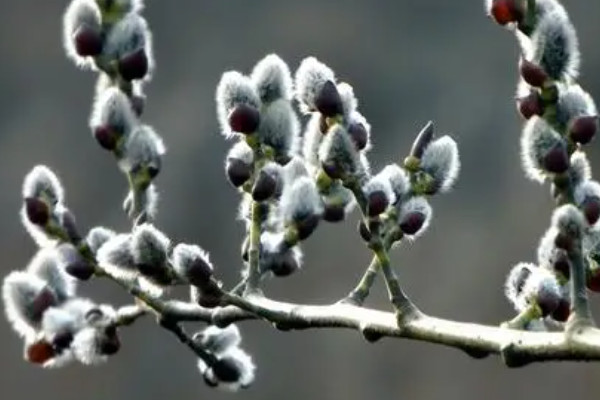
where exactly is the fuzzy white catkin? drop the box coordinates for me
[118,124,165,174]
[27,250,76,303]
[257,99,300,156]
[569,151,592,187]
[227,141,254,165]
[96,234,137,281]
[103,13,155,79]
[20,206,56,249]
[505,263,535,312]
[349,111,372,152]
[71,327,108,365]
[379,164,410,202]
[172,243,213,281]
[552,204,586,236]
[363,173,396,206]
[63,0,102,69]
[295,57,336,114]
[397,197,433,239]
[251,54,293,104]
[318,125,361,176]
[337,82,358,121]
[23,165,64,205]
[574,180,600,207]
[555,84,597,129]
[90,87,138,135]
[282,157,310,183]
[130,223,170,267]
[280,176,323,223]
[520,117,565,183]
[3,271,58,339]
[199,347,256,391]
[302,113,325,167]
[86,226,117,254]
[536,226,560,268]
[528,7,579,81]
[420,135,460,193]
[216,71,261,139]
[196,325,241,355]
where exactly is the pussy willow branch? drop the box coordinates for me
[94,257,600,367]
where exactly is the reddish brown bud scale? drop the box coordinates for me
[366,191,389,217]
[25,197,50,226]
[358,220,372,242]
[348,122,368,151]
[315,80,343,117]
[542,143,570,174]
[520,60,549,88]
[399,212,426,235]
[98,327,121,355]
[118,48,149,81]
[94,126,119,151]
[323,204,345,222]
[410,121,434,159]
[196,280,223,308]
[73,25,103,57]
[554,232,574,253]
[226,158,252,188]
[517,92,544,119]
[252,170,277,201]
[489,0,525,26]
[551,298,570,322]
[295,214,320,241]
[228,104,260,134]
[271,251,299,277]
[569,116,598,145]
[582,197,600,225]
[536,287,560,317]
[26,339,56,365]
[553,251,571,280]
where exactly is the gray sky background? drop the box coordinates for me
[1,1,600,400]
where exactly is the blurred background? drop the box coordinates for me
[1,1,600,399]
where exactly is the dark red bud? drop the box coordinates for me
[228,104,260,134]
[323,203,345,222]
[185,258,213,288]
[271,251,299,277]
[26,339,56,365]
[366,190,389,217]
[551,298,570,322]
[226,158,252,188]
[25,197,50,226]
[410,121,434,159]
[295,214,320,241]
[315,80,343,117]
[58,243,95,281]
[520,59,549,88]
[94,126,119,151]
[489,0,525,26]
[542,142,569,174]
[348,122,368,151]
[554,232,574,253]
[582,197,600,225]
[399,212,426,235]
[212,358,242,383]
[252,170,277,202]
[536,286,560,317]
[569,116,598,145]
[31,287,58,322]
[517,92,544,119]
[553,251,571,280]
[196,280,223,308]
[73,25,103,57]
[118,48,149,81]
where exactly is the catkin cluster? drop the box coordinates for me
[487,0,600,328]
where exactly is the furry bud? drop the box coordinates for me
[63,0,102,68]
[252,164,282,202]
[23,165,64,207]
[280,177,323,239]
[315,80,343,117]
[172,244,214,287]
[397,197,432,238]
[90,88,137,150]
[574,181,600,225]
[225,141,254,188]
[552,204,586,243]
[505,263,561,316]
[119,125,165,183]
[569,116,598,145]
[96,234,137,281]
[27,250,76,303]
[191,281,224,309]
[420,136,460,193]
[198,347,255,391]
[519,59,549,88]
[194,325,241,355]
[228,104,261,134]
[363,174,395,217]
[517,91,544,119]
[130,224,171,285]
[295,57,336,114]
[319,125,362,180]
[257,99,300,160]
[57,243,95,281]
[486,0,525,26]
[85,226,116,254]
[521,117,568,182]
[216,71,261,139]
[251,54,293,104]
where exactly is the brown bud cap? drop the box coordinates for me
[569,115,598,145]
[542,142,569,174]
[366,190,389,217]
[551,298,570,322]
[517,92,544,119]
[197,280,223,308]
[25,197,50,226]
[212,358,242,383]
[118,48,149,81]
[489,0,525,26]
[520,59,549,88]
[184,259,213,288]
[315,80,343,117]
[26,339,56,365]
[536,286,560,317]
[228,104,260,134]
[98,326,121,355]
[399,212,426,235]
[252,170,277,201]
[323,203,346,222]
[226,158,252,188]
[295,214,320,241]
[348,122,368,151]
[94,126,119,151]
[410,121,434,159]
[73,25,103,57]
[58,243,94,281]
[553,251,571,280]
[271,251,300,277]
[554,232,574,253]
[582,197,600,226]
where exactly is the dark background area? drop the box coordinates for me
[1,1,600,399]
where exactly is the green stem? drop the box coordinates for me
[567,244,594,331]
[244,201,263,294]
[502,304,542,330]
[343,256,380,305]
